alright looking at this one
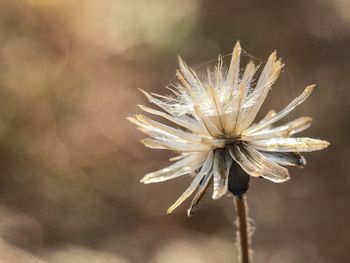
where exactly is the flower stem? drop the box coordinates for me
[234,195,251,263]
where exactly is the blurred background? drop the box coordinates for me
[0,0,348,262]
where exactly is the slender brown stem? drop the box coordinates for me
[234,195,250,263]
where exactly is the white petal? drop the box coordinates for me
[242,117,312,141]
[138,105,207,135]
[128,116,178,142]
[287,117,313,136]
[139,89,177,115]
[134,114,203,143]
[141,138,212,152]
[214,55,224,93]
[141,153,207,184]
[227,41,241,96]
[169,153,191,161]
[194,105,223,137]
[167,151,214,214]
[178,56,204,94]
[235,61,260,127]
[136,126,176,142]
[207,85,225,132]
[229,144,264,178]
[257,109,277,125]
[187,171,213,216]
[238,52,283,131]
[260,152,306,167]
[212,149,232,200]
[248,137,330,152]
[244,85,315,134]
[224,83,245,135]
[229,144,289,183]
[241,61,258,88]
[176,70,202,104]
[222,42,244,133]
[245,109,276,131]
[243,145,290,182]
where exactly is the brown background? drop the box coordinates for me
[0,0,348,262]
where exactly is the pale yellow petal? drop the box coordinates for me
[248,137,330,152]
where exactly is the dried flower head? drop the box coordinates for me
[128,42,329,216]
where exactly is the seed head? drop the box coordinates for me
[128,42,330,216]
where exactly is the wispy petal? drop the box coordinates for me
[235,61,260,127]
[187,171,213,216]
[138,105,208,134]
[245,85,315,134]
[224,83,245,135]
[207,85,225,132]
[214,55,224,93]
[167,151,214,214]
[133,114,204,143]
[141,153,207,184]
[248,137,330,152]
[229,144,290,182]
[128,116,168,137]
[226,41,241,96]
[229,144,264,178]
[243,145,290,182]
[212,149,232,200]
[257,109,276,124]
[260,152,306,167]
[194,105,223,137]
[139,89,177,115]
[242,117,312,141]
[141,138,212,152]
[178,56,204,94]
[238,52,284,131]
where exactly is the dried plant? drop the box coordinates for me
[128,42,329,262]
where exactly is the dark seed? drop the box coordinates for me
[228,160,250,199]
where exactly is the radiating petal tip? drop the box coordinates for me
[175,69,182,79]
[140,176,147,184]
[138,88,146,94]
[271,175,291,183]
[140,139,164,150]
[234,40,241,50]
[177,56,189,71]
[300,155,307,166]
[187,209,192,217]
[138,104,159,115]
[260,109,277,121]
[140,172,152,183]
[140,175,154,184]
[321,140,330,148]
[166,207,174,214]
[270,109,277,115]
[212,192,219,200]
[126,116,134,122]
[305,84,316,94]
[140,139,156,149]
[245,60,255,71]
[212,190,226,200]
[232,41,241,57]
[127,116,138,125]
[276,60,285,69]
[138,88,152,100]
[305,116,313,122]
[271,50,277,59]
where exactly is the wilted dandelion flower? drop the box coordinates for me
[128,42,329,216]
